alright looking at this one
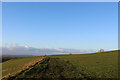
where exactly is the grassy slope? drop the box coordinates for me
[2,50,118,79]
[2,57,41,77]
[7,57,84,80]
[49,50,118,78]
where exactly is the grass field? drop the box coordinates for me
[2,50,118,79]
[49,50,118,78]
[8,57,83,79]
[2,56,42,77]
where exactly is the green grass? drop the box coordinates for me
[48,50,118,78]
[2,56,40,77]
[7,57,84,80]
[2,50,118,79]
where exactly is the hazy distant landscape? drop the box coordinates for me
[2,46,97,56]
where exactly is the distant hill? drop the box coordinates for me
[2,55,33,62]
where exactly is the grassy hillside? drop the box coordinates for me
[49,50,118,78]
[2,50,118,79]
[2,56,43,77]
[7,57,84,80]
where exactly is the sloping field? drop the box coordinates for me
[49,50,118,78]
[2,56,44,77]
[2,50,118,79]
[5,57,84,80]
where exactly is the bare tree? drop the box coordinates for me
[69,53,72,55]
[99,49,104,52]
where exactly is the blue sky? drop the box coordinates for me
[2,2,118,50]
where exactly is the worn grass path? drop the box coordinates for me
[5,57,85,80]
[2,56,45,78]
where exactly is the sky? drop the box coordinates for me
[2,2,118,50]
[1,0,119,2]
